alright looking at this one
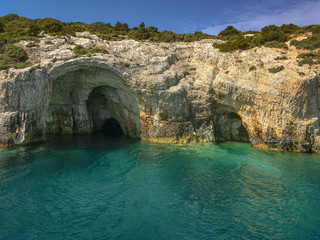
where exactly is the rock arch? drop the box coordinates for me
[45,60,141,138]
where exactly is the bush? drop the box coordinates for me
[217,36,251,52]
[249,66,256,71]
[268,65,284,73]
[264,41,288,49]
[290,34,320,50]
[159,31,176,42]
[218,26,241,40]
[298,57,314,66]
[0,44,27,62]
[45,40,53,45]
[73,44,88,56]
[296,52,315,58]
[0,44,28,69]
[275,56,288,60]
[29,64,41,72]
[52,57,57,63]
[41,18,63,34]
[280,23,300,34]
[15,62,32,69]
[87,22,113,33]
[73,44,109,57]
[0,14,19,23]
[27,24,41,36]
[0,21,4,33]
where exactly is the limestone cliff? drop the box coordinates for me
[0,32,319,152]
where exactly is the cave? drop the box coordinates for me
[45,66,141,138]
[213,103,249,142]
[101,119,124,137]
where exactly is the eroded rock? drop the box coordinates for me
[0,34,320,153]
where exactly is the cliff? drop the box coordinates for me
[0,32,320,152]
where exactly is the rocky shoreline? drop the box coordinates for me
[1,32,320,152]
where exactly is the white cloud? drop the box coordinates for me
[202,0,320,35]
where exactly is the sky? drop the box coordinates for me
[0,0,320,35]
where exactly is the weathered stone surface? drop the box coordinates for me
[0,34,320,153]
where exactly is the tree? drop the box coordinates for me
[139,22,145,32]
[261,25,279,33]
[87,22,112,33]
[146,26,158,33]
[115,21,129,32]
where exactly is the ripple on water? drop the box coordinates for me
[1,137,320,239]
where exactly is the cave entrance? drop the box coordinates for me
[86,88,124,137]
[101,118,124,137]
[213,104,249,142]
[46,66,141,138]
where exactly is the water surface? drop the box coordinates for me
[1,133,320,239]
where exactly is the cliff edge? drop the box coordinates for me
[0,32,320,152]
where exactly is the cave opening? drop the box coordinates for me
[213,104,250,143]
[46,66,141,139]
[101,118,124,137]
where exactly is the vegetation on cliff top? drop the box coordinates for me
[1,13,320,69]
[215,24,320,52]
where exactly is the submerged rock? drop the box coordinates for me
[0,34,319,153]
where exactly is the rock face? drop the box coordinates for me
[0,33,320,152]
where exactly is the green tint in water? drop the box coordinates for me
[1,133,320,239]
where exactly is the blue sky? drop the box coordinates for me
[1,0,320,34]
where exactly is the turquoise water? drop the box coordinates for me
[1,133,320,240]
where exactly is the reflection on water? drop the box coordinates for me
[1,134,320,239]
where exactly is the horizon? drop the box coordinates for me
[1,0,320,34]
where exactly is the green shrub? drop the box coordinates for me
[0,14,19,24]
[73,45,109,57]
[42,18,63,33]
[87,22,113,34]
[290,34,320,50]
[29,64,41,72]
[52,57,57,63]
[249,66,256,71]
[280,23,300,34]
[268,65,284,73]
[45,40,53,45]
[217,36,251,52]
[261,25,280,33]
[298,57,314,66]
[218,26,241,40]
[73,44,88,56]
[158,31,176,42]
[317,51,320,63]
[0,44,28,63]
[115,21,129,32]
[27,24,41,36]
[296,52,315,58]
[0,21,4,33]
[15,61,32,69]
[264,41,288,49]
[275,56,288,60]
